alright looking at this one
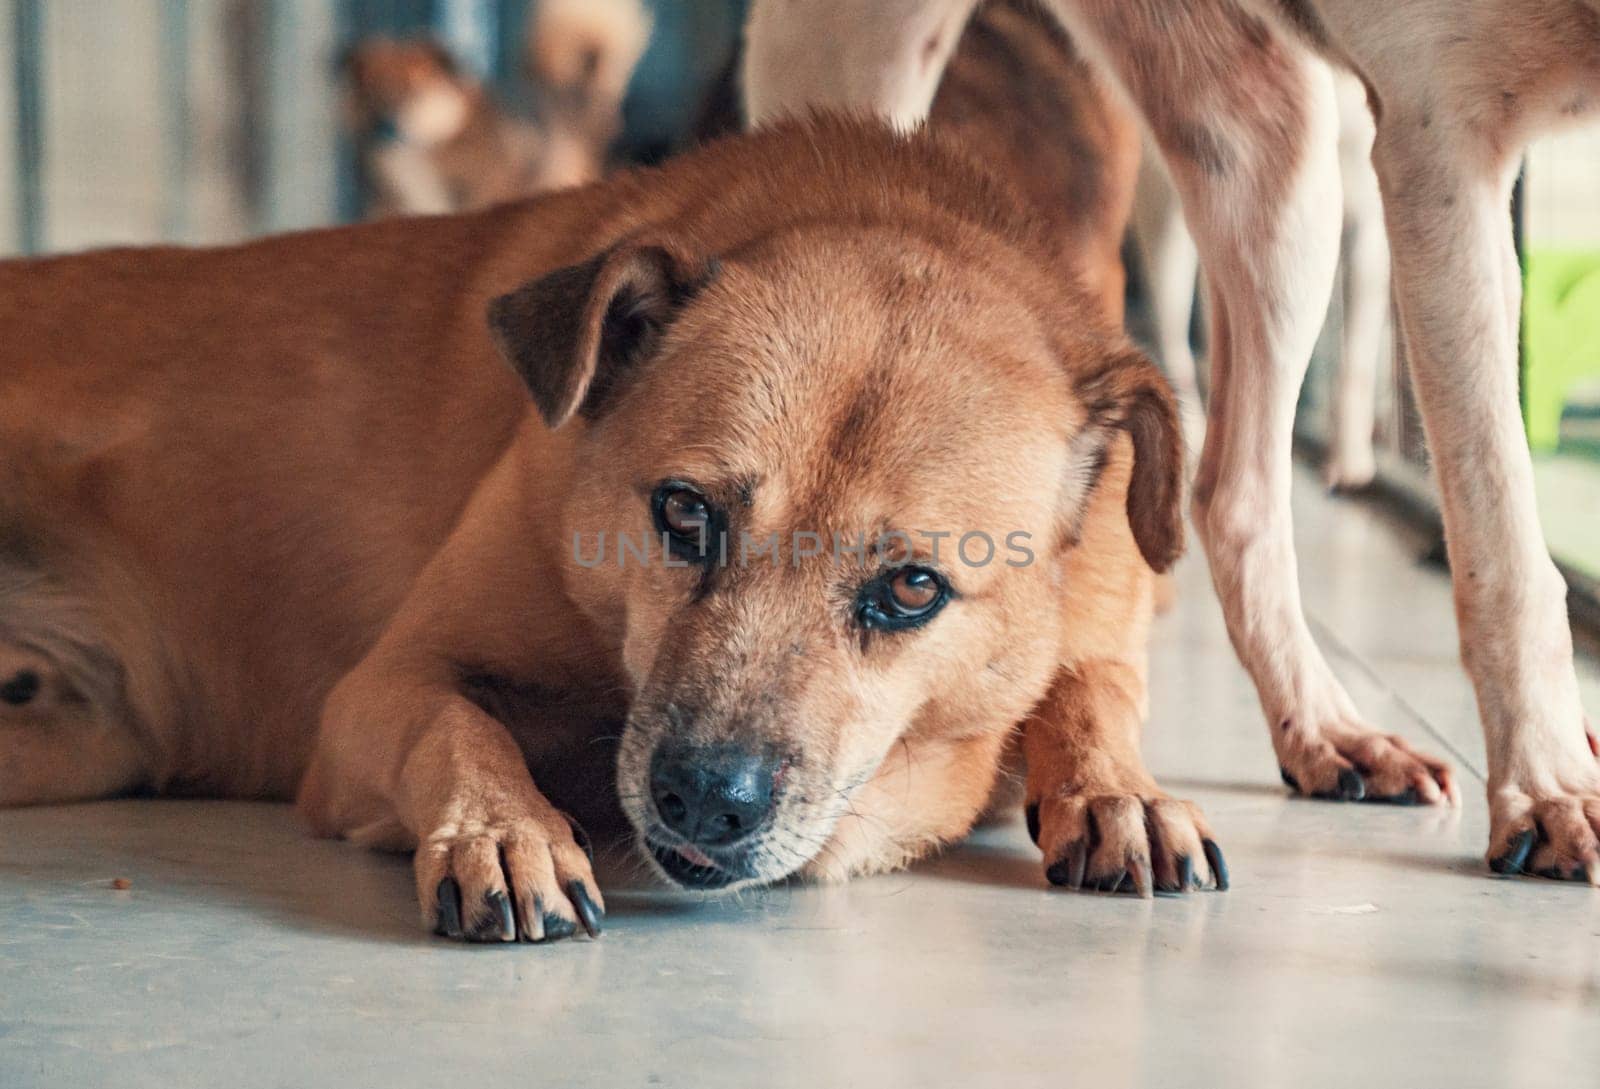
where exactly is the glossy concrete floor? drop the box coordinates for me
[4,466,1599,1089]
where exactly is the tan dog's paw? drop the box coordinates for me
[1025,790,1226,897]
[1488,774,1600,884]
[417,813,603,943]
[1276,720,1457,806]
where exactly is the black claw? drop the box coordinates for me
[568,880,604,938]
[541,912,578,942]
[1489,829,1536,875]
[1024,803,1041,847]
[1045,839,1087,889]
[1168,854,1195,893]
[1337,768,1367,801]
[466,889,515,942]
[562,812,594,863]
[1369,787,1421,806]
[1202,838,1229,891]
[1280,767,1301,793]
[434,877,463,939]
[1065,840,1087,889]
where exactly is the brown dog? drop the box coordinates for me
[0,116,1219,944]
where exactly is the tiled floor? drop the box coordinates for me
[3,466,1598,1089]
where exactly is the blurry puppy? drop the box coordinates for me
[342,37,547,215]
[342,0,650,214]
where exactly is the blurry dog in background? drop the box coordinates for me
[526,0,653,184]
[342,38,544,216]
[342,0,651,216]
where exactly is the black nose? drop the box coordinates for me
[649,743,779,848]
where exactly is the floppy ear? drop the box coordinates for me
[487,244,717,429]
[1070,348,1186,573]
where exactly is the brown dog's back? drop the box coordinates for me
[0,216,538,793]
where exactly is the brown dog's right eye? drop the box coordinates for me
[652,482,718,562]
[857,566,950,632]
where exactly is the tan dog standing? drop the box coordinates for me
[744,0,1600,880]
[0,117,1218,944]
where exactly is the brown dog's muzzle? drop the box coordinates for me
[645,739,786,889]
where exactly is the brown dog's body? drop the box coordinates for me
[1,118,1214,943]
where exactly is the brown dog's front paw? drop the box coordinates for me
[417,815,603,944]
[1026,791,1226,897]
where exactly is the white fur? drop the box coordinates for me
[1325,69,1388,489]
[395,82,472,149]
[743,0,1600,869]
[530,0,653,108]
[1130,145,1205,442]
[744,0,977,131]
[1130,69,1390,487]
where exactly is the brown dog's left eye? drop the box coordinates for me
[660,489,708,537]
[890,568,941,612]
[652,482,719,562]
[857,566,949,632]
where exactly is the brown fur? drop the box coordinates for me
[698,0,1142,323]
[929,0,1140,322]
[0,116,1191,940]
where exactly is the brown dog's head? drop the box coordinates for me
[489,216,1181,891]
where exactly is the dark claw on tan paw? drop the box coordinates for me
[1044,839,1088,890]
[1202,838,1229,891]
[433,877,463,939]
[1488,829,1536,875]
[466,889,515,942]
[568,879,604,938]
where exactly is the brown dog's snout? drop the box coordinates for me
[649,742,780,848]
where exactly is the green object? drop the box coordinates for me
[1524,248,1600,453]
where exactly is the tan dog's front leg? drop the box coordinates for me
[1023,661,1225,896]
[302,672,603,944]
